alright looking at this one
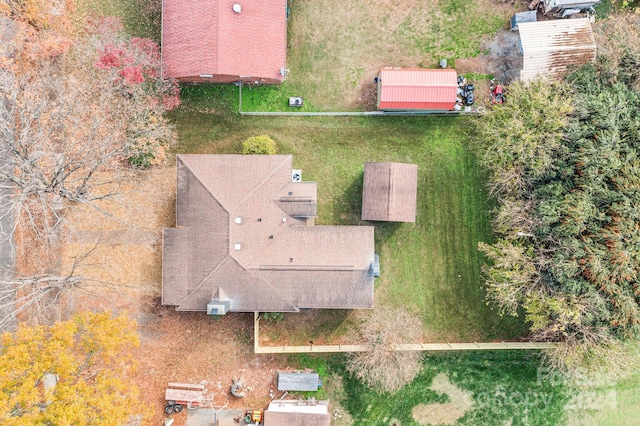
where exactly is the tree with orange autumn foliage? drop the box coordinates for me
[0,312,145,425]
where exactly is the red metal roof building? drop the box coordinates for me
[376,68,458,111]
[161,0,288,84]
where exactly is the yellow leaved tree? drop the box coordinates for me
[0,312,145,425]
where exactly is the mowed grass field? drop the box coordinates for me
[170,85,526,342]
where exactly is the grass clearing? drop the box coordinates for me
[169,86,526,342]
[295,351,569,426]
[75,0,160,40]
[243,0,518,111]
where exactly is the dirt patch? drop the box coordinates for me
[481,30,523,82]
[456,30,523,82]
[412,373,474,425]
[133,307,295,425]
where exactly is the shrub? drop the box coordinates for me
[241,135,277,155]
[262,312,285,323]
[345,307,424,393]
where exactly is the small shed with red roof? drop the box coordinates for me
[376,68,458,111]
[161,0,288,84]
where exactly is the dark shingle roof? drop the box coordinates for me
[162,155,376,312]
[362,162,418,222]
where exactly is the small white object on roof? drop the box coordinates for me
[234,243,242,251]
[235,217,242,224]
[232,4,241,13]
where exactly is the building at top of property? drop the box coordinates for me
[161,0,288,84]
[518,18,596,82]
[376,68,458,112]
[162,155,378,314]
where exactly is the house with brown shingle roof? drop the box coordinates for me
[362,162,418,223]
[161,0,288,83]
[162,155,378,314]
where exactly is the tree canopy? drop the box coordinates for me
[473,21,640,369]
[0,312,143,425]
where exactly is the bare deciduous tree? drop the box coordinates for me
[0,64,128,246]
[0,14,177,330]
[346,306,424,393]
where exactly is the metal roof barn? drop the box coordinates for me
[376,68,458,111]
[276,372,321,392]
[518,18,596,82]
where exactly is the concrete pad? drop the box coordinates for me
[186,408,247,426]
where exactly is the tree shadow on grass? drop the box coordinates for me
[333,171,364,225]
[333,170,403,243]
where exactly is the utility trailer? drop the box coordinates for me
[164,382,208,414]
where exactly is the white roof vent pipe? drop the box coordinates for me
[232,4,241,13]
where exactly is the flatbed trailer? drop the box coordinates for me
[164,382,207,414]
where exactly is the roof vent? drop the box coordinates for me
[234,217,242,224]
[232,4,241,13]
[207,300,230,315]
[369,253,380,277]
[292,170,302,182]
[234,243,242,251]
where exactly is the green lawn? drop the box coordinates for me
[170,85,525,342]
[285,351,569,426]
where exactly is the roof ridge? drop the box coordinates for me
[179,155,232,212]
[230,155,292,211]
[175,255,231,307]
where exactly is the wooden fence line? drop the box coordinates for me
[253,312,556,354]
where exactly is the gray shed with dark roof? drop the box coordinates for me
[277,371,321,391]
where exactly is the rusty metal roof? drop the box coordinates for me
[362,162,418,222]
[377,68,458,111]
[518,18,596,82]
[161,0,287,83]
[162,155,376,313]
